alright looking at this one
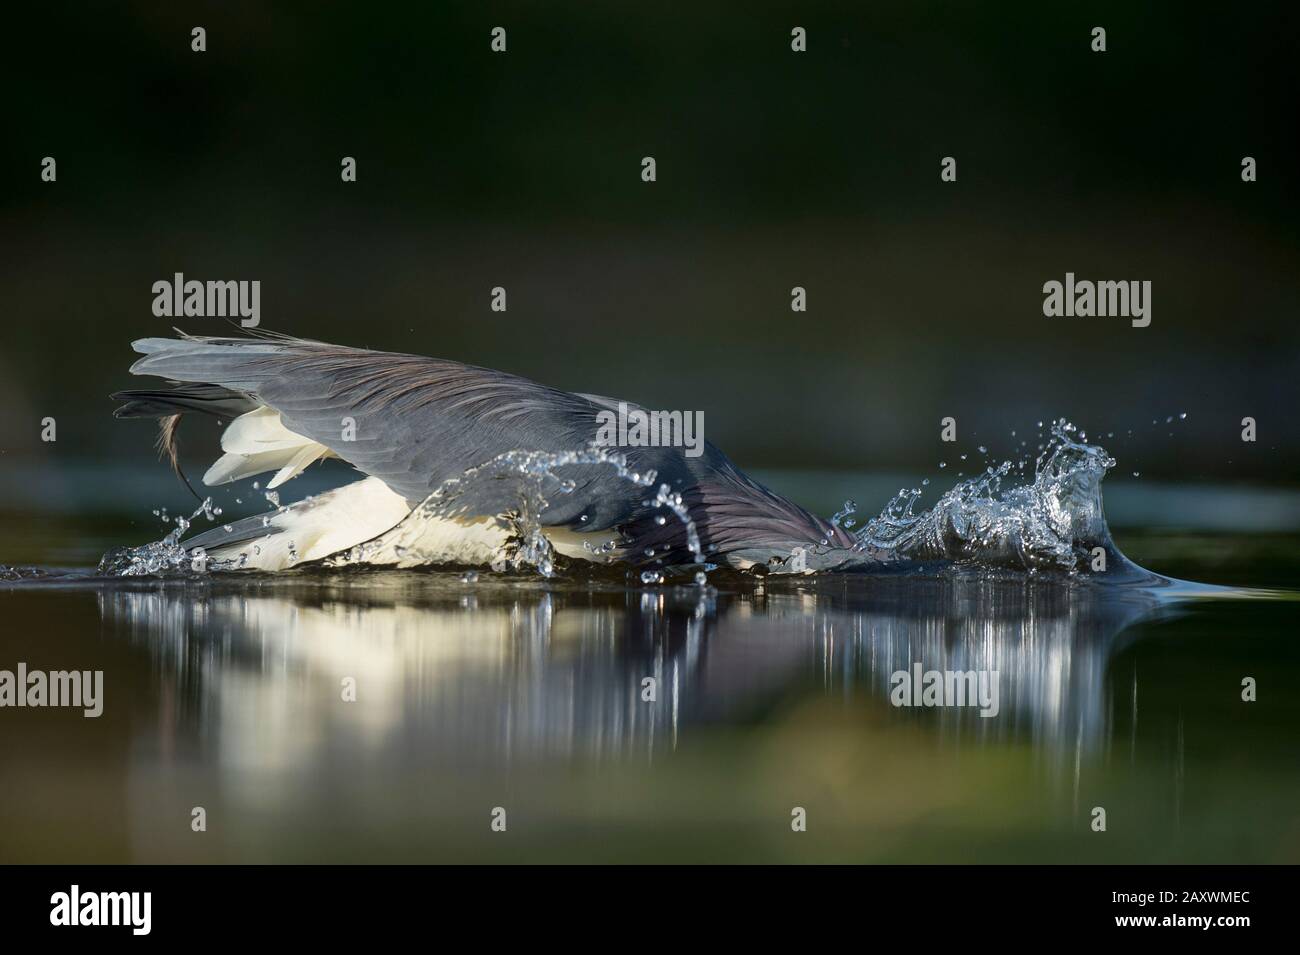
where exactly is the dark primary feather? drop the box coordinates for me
[112,381,259,503]
[111,381,257,420]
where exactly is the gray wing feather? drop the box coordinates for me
[127,334,702,530]
[125,333,846,562]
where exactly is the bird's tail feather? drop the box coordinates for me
[112,383,258,500]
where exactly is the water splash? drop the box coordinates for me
[324,445,705,578]
[97,497,219,576]
[98,420,1124,580]
[855,419,1116,573]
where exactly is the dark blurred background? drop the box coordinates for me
[2,1,1298,495]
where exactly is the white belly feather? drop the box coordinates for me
[200,406,621,571]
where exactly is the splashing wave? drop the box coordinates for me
[854,419,1120,573]
[99,419,1140,580]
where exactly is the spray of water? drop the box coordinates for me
[853,418,1117,573]
[324,445,704,577]
[98,497,219,576]
[99,420,1123,579]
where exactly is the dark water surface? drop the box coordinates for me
[1,495,1298,863]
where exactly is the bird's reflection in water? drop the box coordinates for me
[96,570,1187,781]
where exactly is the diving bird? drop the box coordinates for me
[113,331,861,573]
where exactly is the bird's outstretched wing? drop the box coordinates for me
[122,333,698,531]
[120,331,853,566]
